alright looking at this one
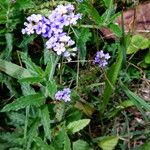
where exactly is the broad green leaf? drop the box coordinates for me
[19,77,44,84]
[21,83,35,96]
[40,105,51,140]
[54,102,65,122]
[144,50,150,64]
[0,59,31,79]
[51,124,66,150]
[66,109,82,123]
[16,0,35,10]
[7,112,26,125]
[76,28,91,62]
[27,118,40,149]
[85,2,103,26]
[120,100,134,108]
[64,132,71,150]
[44,54,60,80]
[98,136,119,150]
[3,77,20,97]
[103,0,113,8]
[19,35,36,48]
[0,132,24,146]
[127,35,150,54]
[1,93,45,112]
[43,48,54,65]
[87,5,103,27]
[102,7,116,26]
[1,33,13,60]
[108,23,122,37]
[46,80,57,99]
[33,137,54,150]
[73,140,93,150]
[67,119,90,134]
[101,49,123,113]
[20,52,44,77]
[121,82,150,112]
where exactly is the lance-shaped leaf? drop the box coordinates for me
[0,59,31,79]
[67,119,90,134]
[1,93,45,112]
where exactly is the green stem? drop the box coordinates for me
[75,24,100,29]
[6,3,11,30]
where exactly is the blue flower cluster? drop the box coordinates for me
[94,50,110,68]
[22,4,81,61]
[55,88,71,102]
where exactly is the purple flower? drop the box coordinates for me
[94,51,110,68]
[22,22,35,35]
[67,39,75,46]
[55,88,71,102]
[46,36,58,49]
[66,4,75,12]
[53,43,66,55]
[51,24,63,34]
[22,4,82,61]
[34,22,47,34]
[42,26,52,38]
[27,14,42,23]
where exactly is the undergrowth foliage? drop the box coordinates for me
[0,0,150,150]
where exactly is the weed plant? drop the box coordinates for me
[0,0,150,150]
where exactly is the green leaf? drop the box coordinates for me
[1,93,45,112]
[76,28,91,62]
[33,137,54,150]
[43,48,54,65]
[144,50,150,64]
[1,33,13,60]
[101,49,123,113]
[27,118,40,149]
[51,124,66,150]
[44,53,60,80]
[127,35,150,54]
[64,132,71,150]
[46,80,57,99]
[67,119,90,134]
[20,52,44,77]
[103,0,113,8]
[19,35,36,48]
[16,0,35,10]
[0,59,31,79]
[40,105,51,140]
[85,3,103,26]
[108,23,122,37]
[73,140,93,150]
[54,102,65,122]
[21,83,35,96]
[19,77,44,84]
[120,100,134,108]
[120,82,150,112]
[102,7,116,26]
[98,136,119,150]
